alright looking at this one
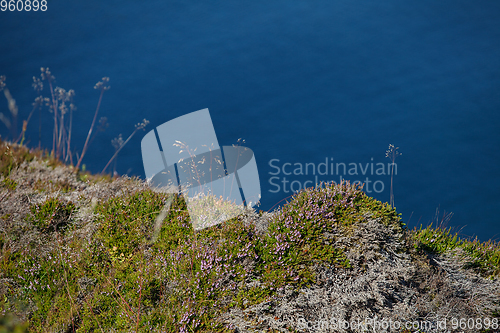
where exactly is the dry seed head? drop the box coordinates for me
[40,67,55,81]
[59,102,68,115]
[385,144,402,158]
[112,134,124,150]
[33,96,44,108]
[32,76,43,93]
[97,117,108,132]
[135,118,149,130]
[94,77,110,91]
[0,75,6,91]
[55,87,66,98]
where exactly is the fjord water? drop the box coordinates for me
[1,0,499,241]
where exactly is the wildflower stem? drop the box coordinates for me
[76,88,104,170]
[385,144,401,208]
[101,127,138,174]
[102,119,148,174]
[67,105,73,164]
[47,77,58,157]
[14,103,37,145]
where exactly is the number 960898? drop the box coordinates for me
[1,0,47,11]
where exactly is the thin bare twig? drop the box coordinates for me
[76,77,109,170]
[101,119,148,174]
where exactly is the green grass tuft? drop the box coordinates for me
[412,224,500,278]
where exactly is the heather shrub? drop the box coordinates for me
[255,181,402,292]
[29,197,77,233]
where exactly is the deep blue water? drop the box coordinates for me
[1,0,499,241]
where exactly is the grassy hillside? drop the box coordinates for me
[0,138,499,333]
